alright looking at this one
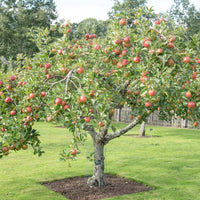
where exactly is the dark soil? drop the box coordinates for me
[42,174,152,200]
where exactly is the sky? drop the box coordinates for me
[54,0,200,23]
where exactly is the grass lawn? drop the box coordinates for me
[0,122,200,200]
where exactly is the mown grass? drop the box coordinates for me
[0,122,200,200]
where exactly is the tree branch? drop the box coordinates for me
[105,119,138,142]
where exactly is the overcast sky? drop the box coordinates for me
[54,0,200,23]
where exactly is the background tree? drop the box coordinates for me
[0,0,57,60]
[0,6,200,189]
[168,0,200,36]
[71,18,109,39]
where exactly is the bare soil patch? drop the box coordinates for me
[42,174,151,200]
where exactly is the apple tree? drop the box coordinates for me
[0,6,200,188]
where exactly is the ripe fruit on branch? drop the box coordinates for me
[0,80,3,86]
[2,147,9,152]
[120,18,127,26]
[115,39,122,45]
[77,67,84,74]
[140,76,148,83]
[148,90,156,96]
[185,91,192,98]
[5,97,12,103]
[143,41,150,48]
[183,56,190,63]
[145,102,152,107]
[168,43,175,49]
[64,105,70,109]
[126,90,132,95]
[58,49,63,55]
[124,36,130,43]
[98,121,105,127]
[29,93,35,99]
[10,110,16,116]
[45,63,51,69]
[71,149,77,155]
[133,56,140,63]
[84,117,91,123]
[55,98,62,105]
[22,144,28,150]
[156,48,163,54]
[188,101,195,109]
[80,96,87,103]
[10,75,16,81]
[168,59,174,66]
[193,122,198,127]
[95,44,101,50]
[155,20,161,25]
[41,91,46,97]
[122,59,129,66]
[26,106,32,113]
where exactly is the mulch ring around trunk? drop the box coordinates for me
[42,174,152,200]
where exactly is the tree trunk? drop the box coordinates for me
[87,139,105,188]
[139,121,145,136]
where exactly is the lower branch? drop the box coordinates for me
[105,119,139,141]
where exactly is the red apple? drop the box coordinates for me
[193,122,198,127]
[155,20,161,25]
[10,75,16,81]
[183,56,190,63]
[1,128,5,132]
[168,43,175,49]
[41,91,46,97]
[185,91,192,98]
[98,121,105,127]
[2,147,9,152]
[117,62,123,68]
[29,93,35,99]
[71,149,77,155]
[122,59,129,66]
[143,41,150,48]
[95,44,101,50]
[120,18,127,26]
[10,110,16,116]
[145,102,152,107]
[77,67,84,74]
[58,49,63,55]
[80,96,87,103]
[188,101,195,109]
[84,117,91,123]
[156,48,163,54]
[168,59,174,66]
[148,90,156,96]
[0,80,3,86]
[55,98,62,105]
[64,105,70,109]
[26,106,32,113]
[115,39,122,45]
[45,63,51,69]
[126,90,132,95]
[133,56,140,63]
[124,36,130,43]
[4,97,12,103]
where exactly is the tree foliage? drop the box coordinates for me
[0,6,200,187]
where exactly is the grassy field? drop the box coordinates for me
[0,122,200,200]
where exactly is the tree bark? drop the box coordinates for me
[87,138,105,188]
[139,121,145,136]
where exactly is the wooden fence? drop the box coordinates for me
[113,108,193,128]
